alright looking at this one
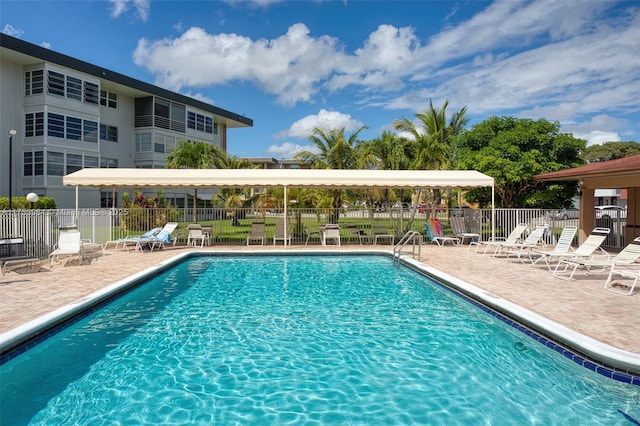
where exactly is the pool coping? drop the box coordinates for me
[1,249,639,383]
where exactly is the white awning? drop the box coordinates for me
[63,168,494,189]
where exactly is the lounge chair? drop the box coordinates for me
[473,223,528,255]
[372,223,394,245]
[604,262,640,296]
[273,219,292,246]
[322,224,341,246]
[501,224,549,258]
[554,236,640,281]
[425,218,459,246]
[136,222,179,251]
[449,216,480,246]
[104,227,162,252]
[246,221,266,245]
[187,224,210,247]
[49,229,84,267]
[528,225,598,269]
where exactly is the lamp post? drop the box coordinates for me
[8,129,17,210]
[26,192,39,209]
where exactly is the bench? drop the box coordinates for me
[0,236,40,276]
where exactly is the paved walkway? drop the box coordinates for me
[1,243,638,355]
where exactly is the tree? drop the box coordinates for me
[393,100,468,232]
[165,140,217,222]
[294,126,368,222]
[580,141,640,163]
[455,117,586,208]
[357,130,411,211]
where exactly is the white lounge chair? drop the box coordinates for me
[528,225,608,270]
[136,222,179,251]
[604,261,640,296]
[304,225,321,245]
[49,229,84,267]
[273,219,291,246]
[104,227,162,252]
[554,236,640,281]
[473,223,528,255]
[501,224,549,258]
[246,221,265,246]
[322,224,341,246]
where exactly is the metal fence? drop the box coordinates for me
[0,207,626,260]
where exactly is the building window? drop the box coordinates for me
[83,120,98,143]
[47,151,64,176]
[135,133,152,152]
[23,151,44,176]
[99,124,118,142]
[25,112,44,137]
[100,158,118,168]
[85,155,99,168]
[66,116,82,140]
[66,153,83,174]
[84,81,99,104]
[187,111,214,134]
[25,70,44,95]
[213,122,218,135]
[100,90,117,108]
[47,113,65,138]
[47,70,65,96]
[66,76,82,101]
[101,191,116,208]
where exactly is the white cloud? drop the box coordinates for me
[133,24,340,106]
[108,0,150,22]
[2,24,24,38]
[279,109,365,139]
[573,131,621,146]
[267,142,315,158]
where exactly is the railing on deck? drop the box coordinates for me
[0,207,626,260]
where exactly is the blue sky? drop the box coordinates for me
[2,0,639,158]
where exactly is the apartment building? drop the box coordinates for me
[0,34,253,209]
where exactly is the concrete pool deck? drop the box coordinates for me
[1,243,638,358]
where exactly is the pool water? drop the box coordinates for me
[1,255,639,425]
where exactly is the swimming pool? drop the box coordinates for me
[1,254,639,424]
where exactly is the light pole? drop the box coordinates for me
[26,192,39,209]
[8,129,17,210]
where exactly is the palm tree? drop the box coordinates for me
[393,100,469,230]
[165,140,217,222]
[295,126,368,222]
[357,130,411,212]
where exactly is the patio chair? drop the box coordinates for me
[346,224,368,245]
[187,224,210,247]
[246,221,266,246]
[49,229,84,267]
[449,216,480,246]
[304,225,321,245]
[322,224,341,246]
[554,236,640,281]
[372,223,394,245]
[136,222,179,251]
[473,223,528,255]
[273,219,292,246]
[425,218,459,246]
